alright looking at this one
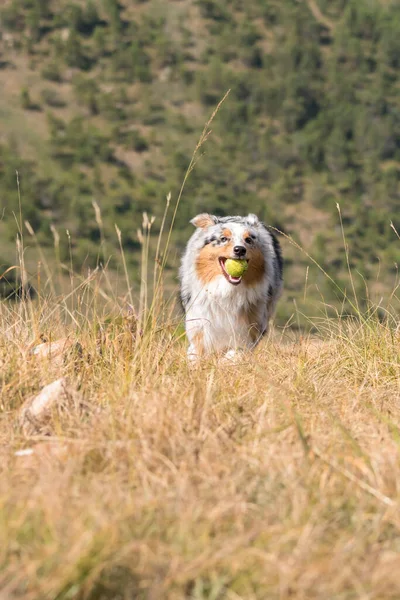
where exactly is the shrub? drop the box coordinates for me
[41,60,62,82]
[131,130,149,153]
[40,88,66,108]
[1,5,24,31]
[20,87,40,111]
[73,75,100,114]
[64,30,91,70]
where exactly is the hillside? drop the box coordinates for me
[0,0,400,323]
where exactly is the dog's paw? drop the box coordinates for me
[223,349,237,361]
[187,345,201,368]
[221,349,245,364]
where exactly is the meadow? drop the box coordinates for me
[1,2,400,592]
[1,174,400,599]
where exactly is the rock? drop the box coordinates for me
[19,378,81,435]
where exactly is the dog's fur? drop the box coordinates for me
[179,213,283,360]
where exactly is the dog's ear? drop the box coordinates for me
[190,213,218,229]
[246,213,259,226]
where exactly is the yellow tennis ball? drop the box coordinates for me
[225,259,248,278]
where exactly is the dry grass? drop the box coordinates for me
[1,274,400,600]
[2,97,400,600]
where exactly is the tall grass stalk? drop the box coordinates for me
[148,90,231,315]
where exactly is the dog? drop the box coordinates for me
[179,213,283,361]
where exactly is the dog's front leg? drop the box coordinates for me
[186,328,205,362]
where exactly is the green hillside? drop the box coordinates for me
[0,0,400,323]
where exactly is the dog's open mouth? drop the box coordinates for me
[219,257,248,286]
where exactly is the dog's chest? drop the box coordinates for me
[187,277,265,350]
[197,302,251,351]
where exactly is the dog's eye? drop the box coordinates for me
[245,237,254,244]
[220,236,228,243]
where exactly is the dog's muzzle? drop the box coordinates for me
[233,245,246,258]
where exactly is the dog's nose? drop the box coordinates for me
[233,245,246,258]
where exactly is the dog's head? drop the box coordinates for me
[190,213,267,286]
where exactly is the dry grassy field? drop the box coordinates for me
[1,261,400,599]
[1,106,400,599]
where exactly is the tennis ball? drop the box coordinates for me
[225,259,248,278]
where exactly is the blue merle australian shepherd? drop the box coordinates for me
[180,213,283,361]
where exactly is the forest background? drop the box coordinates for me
[0,0,400,325]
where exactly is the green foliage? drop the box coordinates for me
[20,86,40,110]
[40,88,66,107]
[111,41,152,82]
[20,87,32,109]
[103,0,123,36]
[1,4,24,31]
[131,130,149,153]
[0,0,400,318]
[41,60,62,82]
[64,30,91,70]
[68,1,101,35]
[49,115,114,166]
[72,75,100,114]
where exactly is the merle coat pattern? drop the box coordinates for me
[179,213,283,360]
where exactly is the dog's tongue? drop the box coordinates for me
[228,274,242,283]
